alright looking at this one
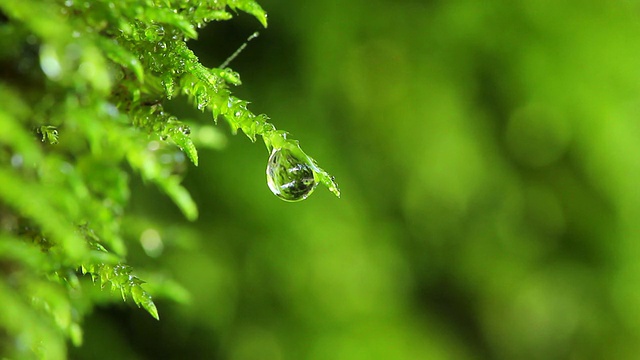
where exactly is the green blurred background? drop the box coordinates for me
[71,1,640,359]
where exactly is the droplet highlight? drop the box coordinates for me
[266,147,317,202]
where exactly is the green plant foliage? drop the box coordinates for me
[0,0,338,358]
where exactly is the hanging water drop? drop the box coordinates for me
[266,147,317,202]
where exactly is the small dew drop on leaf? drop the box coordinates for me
[266,147,317,202]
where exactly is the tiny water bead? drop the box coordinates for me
[266,147,317,202]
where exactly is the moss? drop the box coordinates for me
[0,0,338,357]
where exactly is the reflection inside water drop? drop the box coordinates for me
[266,148,317,202]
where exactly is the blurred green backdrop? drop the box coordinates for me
[71,1,640,359]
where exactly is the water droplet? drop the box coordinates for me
[161,78,174,99]
[266,148,317,202]
[196,92,209,110]
[144,24,165,40]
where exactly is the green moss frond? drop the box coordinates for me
[0,0,338,356]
